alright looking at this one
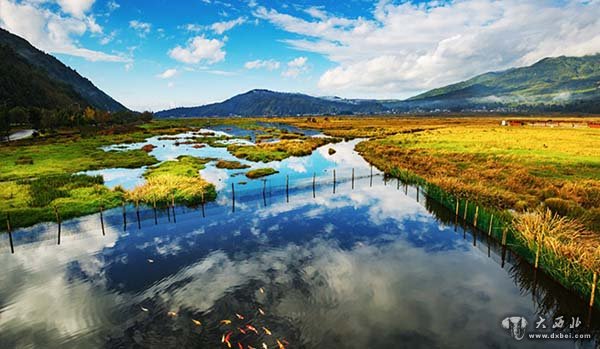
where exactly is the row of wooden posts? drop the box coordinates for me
[4,167,597,310]
[4,167,378,254]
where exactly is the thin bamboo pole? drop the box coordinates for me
[55,206,61,245]
[534,234,543,269]
[100,206,105,236]
[590,272,597,308]
[7,213,14,254]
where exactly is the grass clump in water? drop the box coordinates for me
[246,168,279,179]
[228,137,337,162]
[215,160,250,169]
[128,155,216,205]
[1,174,124,230]
[514,208,600,306]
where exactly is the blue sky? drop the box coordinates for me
[1,0,600,111]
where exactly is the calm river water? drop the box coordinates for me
[0,126,598,348]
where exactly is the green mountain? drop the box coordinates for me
[0,28,127,112]
[407,54,600,110]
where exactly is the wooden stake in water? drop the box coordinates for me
[488,214,494,236]
[501,227,508,246]
[416,186,420,202]
[153,201,158,224]
[352,168,355,190]
[200,191,205,218]
[463,200,469,221]
[171,195,176,223]
[7,213,14,254]
[590,272,598,308]
[55,206,62,245]
[455,199,460,216]
[262,180,267,207]
[100,206,105,236]
[370,165,373,187]
[454,198,458,217]
[473,206,479,228]
[232,183,236,212]
[286,175,289,203]
[333,169,336,194]
[136,201,141,229]
[313,173,316,198]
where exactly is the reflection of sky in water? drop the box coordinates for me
[79,167,147,190]
[85,125,378,193]
[0,176,596,348]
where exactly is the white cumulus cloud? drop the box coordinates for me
[56,0,95,18]
[0,0,128,62]
[210,16,246,34]
[129,20,151,37]
[282,56,308,78]
[244,59,280,70]
[255,0,600,98]
[157,68,178,79]
[169,35,226,64]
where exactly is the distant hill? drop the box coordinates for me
[0,28,127,112]
[156,89,387,117]
[405,54,600,111]
[156,54,600,118]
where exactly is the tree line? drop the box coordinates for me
[0,105,153,141]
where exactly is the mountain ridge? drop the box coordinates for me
[0,28,127,112]
[157,54,600,117]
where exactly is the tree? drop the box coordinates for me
[84,106,96,124]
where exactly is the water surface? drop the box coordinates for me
[1,126,598,349]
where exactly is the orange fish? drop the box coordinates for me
[223,331,233,348]
[276,339,286,349]
[237,343,243,349]
[246,324,259,334]
[259,288,265,294]
[258,308,265,315]
[262,343,268,349]
[248,346,256,349]
[262,327,272,336]
[167,311,177,317]
[192,319,201,326]
[236,313,245,320]
[238,327,247,335]
[221,319,232,325]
